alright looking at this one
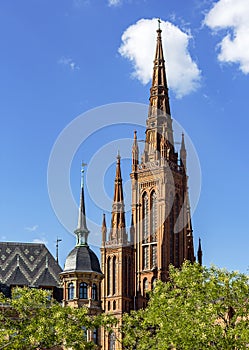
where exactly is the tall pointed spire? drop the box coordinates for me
[109,153,127,243]
[143,23,175,163]
[149,22,171,117]
[74,163,89,246]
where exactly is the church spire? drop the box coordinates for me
[109,153,127,243]
[149,21,171,118]
[143,23,175,163]
[74,163,89,246]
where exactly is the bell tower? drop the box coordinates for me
[130,24,196,309]
[101,154,135,350]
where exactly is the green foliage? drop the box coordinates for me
[122,262,249,349]
[0,287,116,350]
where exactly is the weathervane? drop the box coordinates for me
[81,162,87,187]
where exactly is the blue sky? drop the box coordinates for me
[1,0,249,273]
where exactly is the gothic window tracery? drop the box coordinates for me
[169,192,174,264]
[151,191,157,241]
[107,257,111,295]
[143,192,149,243]
[143,246,149,270]
[113,256,116,295]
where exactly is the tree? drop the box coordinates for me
[0,287,116,350]
[122,262,249,349]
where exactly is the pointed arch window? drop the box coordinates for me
[151,191,157,241]
[107,257,111,295]
[169,192,174,264]
[92,283,98,300]
[68,282,74,300]
[143,246,149,270]
[143,192,149,242]
[113,256,116,295]
[143,278,148,297]
[79,282,88,299]
[152,244,157,267]
[175,194,180,267]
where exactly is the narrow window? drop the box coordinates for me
[113,256,116,295]
[169,192,174,264]
[93,328,98,344]
[143,278,148,296]
[107,257,111,295]
[68,282,74,300]
[151,277,157,290]
[143,246,149,270]
[79,282,88,299]
[175,194,180,266]
[92,283,97,300]
[151,191,157,241]
[143,192,149,242]
[152,244,157,267]
[113,300,116,310]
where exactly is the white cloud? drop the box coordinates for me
[204,0,249,74]
[108,0,122,6]
[58,57,80,71]
[32,238,48,245]
[25,225,38,232]
[119,18,201,98]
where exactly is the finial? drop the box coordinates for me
[158,18,161,30]
[117,150,121,160]
[81,162,87,187]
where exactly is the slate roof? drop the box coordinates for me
[0,242,62,288]
[63,245,102,274]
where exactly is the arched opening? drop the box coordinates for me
[79,282,88,299]
[151,191,157,241]
[169,192,174,264]
[67,282,74,300]
[107,256,111,295]
[113,256,116,295]
[143,278,149,297]
[92,283,97,300]
[142,192,149,243]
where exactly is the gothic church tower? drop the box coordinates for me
[130,25,197,309]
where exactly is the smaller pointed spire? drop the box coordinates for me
[102,213,107,244]
[132,130,139,171]
[74,163,89,246]
[109,154,126,243]
[185,189,195,263]
[197,238,203,266]
[180,133,187,170]
[130,213,135,245]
